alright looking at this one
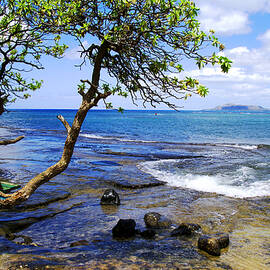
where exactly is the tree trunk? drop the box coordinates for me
[0,42,110,208]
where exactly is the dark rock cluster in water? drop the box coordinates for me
[100,189,230,257]
[139,229,156,239]
[111,210,229,257]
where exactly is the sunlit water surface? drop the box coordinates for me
[0,109,270,269]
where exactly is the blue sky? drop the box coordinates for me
[10,0,270,110]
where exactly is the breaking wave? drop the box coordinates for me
[139,159,270,198]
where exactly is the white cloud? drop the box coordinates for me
[196,0,270,14]
[187,66,270,84]
[177,28,270,106]
[196,0,270,35]
[228,46,250,55]
[225,28,270,72]
[258,29,270,48]
[199,5,250,35]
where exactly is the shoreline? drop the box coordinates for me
[0,147,270,269]
[0,111,270,269]
[1,179,269,269]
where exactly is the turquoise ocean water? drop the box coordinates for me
[1,109,270,197]
[0,109,270,268]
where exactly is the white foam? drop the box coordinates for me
[139,160,270,198]
[80,133,111,140]
[222,144,258,150]
[80,133,157,143]
[118,138,157,143]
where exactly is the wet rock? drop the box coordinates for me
[144,212,172,229]
[70,240,89,247]
[144,212,161,227]
[140,229,156,239]
[100,189,120,205]
[214,233,230,249]
[0,226,15,240]
[258,144,270,149]
[14,235,33,245]
[108,182,165,189]
[112,219,136,238]
[1,205,78,233]
[171,223,201,237]
[198,233,229,256]
[198,235,221,256]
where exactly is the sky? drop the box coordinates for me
[10,0,270,110]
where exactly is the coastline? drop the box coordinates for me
[0,111,270,269]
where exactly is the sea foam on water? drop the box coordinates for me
[139,159,270,198]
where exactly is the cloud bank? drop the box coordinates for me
[196,0,270,35]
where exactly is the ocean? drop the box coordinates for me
[0,109,270,269]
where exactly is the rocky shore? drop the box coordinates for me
[0,121,270,269]
[1,182,269,270]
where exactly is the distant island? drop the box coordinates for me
[208,104,269,111]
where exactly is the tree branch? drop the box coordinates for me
[0,135,24,146]
[57,115,71,133]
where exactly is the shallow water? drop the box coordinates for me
[0,110,270,269]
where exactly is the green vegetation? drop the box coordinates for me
[0,0,67,114]
[0,0,232,207]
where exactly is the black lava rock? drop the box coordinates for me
[214,233,230,249]
[144,212,161,228]
[112,219,136,238]
[198,235,221,256]
[144,212,172,229]
[100,189,120,205]
[198,233,229,256]
[171,223,201,237]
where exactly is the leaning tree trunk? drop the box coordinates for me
[0,42,111,208]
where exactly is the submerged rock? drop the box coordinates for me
[112,219,136,238]
[144,212,172,229]
[140,229,156,239]
[105,181,165,190]
[214,233,230,249]
[198,233,230,256]
[70,240,89,247]
[100,205,119,215]
[14,235,33,245]
[171,223,201,237]
[100,189,120,205]
[0,226,14,240]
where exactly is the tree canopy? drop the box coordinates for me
[0,0,67,114]
[0,0,232,208]
[23,0,232,109]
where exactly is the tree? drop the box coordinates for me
[0,0,67,114]
[0,0,67,151]
[0,0,231,208]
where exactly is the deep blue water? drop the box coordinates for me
[0,109,270,268]
[1,109,270,198]
[1,109,269,144]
